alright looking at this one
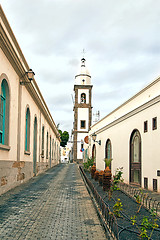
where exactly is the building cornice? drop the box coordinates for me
[74,85,93,90]
[74,103,92,108]
[93,94,160,135]
[75,74,91,78]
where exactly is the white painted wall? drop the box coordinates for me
[89,77,160,192]
[77,132,87,159]
[78,108,89,131]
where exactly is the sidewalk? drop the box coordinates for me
[0,164,107,240]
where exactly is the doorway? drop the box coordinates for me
[130,130,141,186]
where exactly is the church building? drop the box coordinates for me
[0,6,60,195]
[73,58,92,163]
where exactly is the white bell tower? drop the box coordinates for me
[73,58,93,163]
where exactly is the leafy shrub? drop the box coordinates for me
[83,157,95,171]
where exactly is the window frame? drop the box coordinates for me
[0,79,10,146]
[0,94,5,144]
[25,107,30,152]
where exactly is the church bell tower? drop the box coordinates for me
[73,58,93,163]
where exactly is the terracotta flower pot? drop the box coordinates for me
[103,166,112,191]
[91,165,96,179]
[98,171,104,186]
[94,170,99,181]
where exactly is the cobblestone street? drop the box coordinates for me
[0,164,107,240]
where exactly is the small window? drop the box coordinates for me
[144,177,148,189]
[80,120,86,129]
[144,121,148,133]
[153,179,157,192]
[152,117,157,130]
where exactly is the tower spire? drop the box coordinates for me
[82,48,86,58]
[81,49,86,67]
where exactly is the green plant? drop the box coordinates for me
[150,208,157,217]
[134,189,143,204]
[83,157,95,170]
[103,158,112,167]
[111,167,123,191]
[134,189,148,213]
[131,214,159,239]
[107,167,123,200]
[113,198,123,218]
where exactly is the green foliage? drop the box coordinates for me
[111,167,123,192]
[150,208,157,217]
[131,212,159,239]
[104,158,112,167]
[134,194,141,204]
[59,130,69,147]
[83,157,95,170]
[134,189,144,204]
[113,198,123,218]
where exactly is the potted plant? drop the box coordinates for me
[104,158,112,170]
[103,158,112,191]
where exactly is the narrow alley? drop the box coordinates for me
[0,164,107,240]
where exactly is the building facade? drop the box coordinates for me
[89,75,160,192]
[73,58,92,163]
[0,6,60,195]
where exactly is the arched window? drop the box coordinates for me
[33,117,37,174]
[57,143,59,161]
[130,130,141,185]
[46,131,48,159]
[41,126,44,156]
[49,136,51,167]
[105,139,112,169]
[81,93,86,103]
[0,79,9,145]
[25,107,30,151]
[52,139,54,160]
[54,142,56,160]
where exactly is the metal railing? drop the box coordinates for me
[118,182,160,216]
[79,166,119,239]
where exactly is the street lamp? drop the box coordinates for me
[20,69,35,85]
[92,132,101,145]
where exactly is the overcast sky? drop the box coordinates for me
[1,0,160,135]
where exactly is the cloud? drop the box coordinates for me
[1,0,160,133]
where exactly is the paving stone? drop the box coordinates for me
[0,164,107,239]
